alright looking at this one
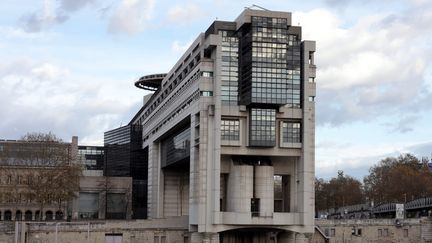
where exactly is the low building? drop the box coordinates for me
[0,136,132,221]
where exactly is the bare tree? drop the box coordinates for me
[0,132,82,220]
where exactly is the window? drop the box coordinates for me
[330,229,335,237]
[250,108,276,146]
[274,175,290,212]
[221,119,240,141]
[201,71,213,77]
[308,96,315,102]
[251,198,260,217]
[308,77,315,83]
[309,51,314,65]
[200,91,213,96]
[383,228,389,237]
[79,192,99,219]
[378,229,382,237]
[282,121,301,143]
[219,30,239,105]
[106,193,127,219]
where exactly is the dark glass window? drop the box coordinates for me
[78,192,99,219]
[106,193,127,219]
[78,146,104,170]
[161,127,191,168]
[221,119,240,141]
[249,108,276,146]
[219,30,239,105]
[282,121,301,143]
[239,16,301,107]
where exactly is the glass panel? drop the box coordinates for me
[219,30,239,105]
[79,192,99,219]
[250,108,276,146]
[282,121,301,143]
[107,193,127,219]
[221,119,240,141]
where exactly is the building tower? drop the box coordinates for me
[130,9,316,243]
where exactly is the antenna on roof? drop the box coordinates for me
[246,4,270,11]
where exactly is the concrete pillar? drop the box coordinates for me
[190,233,219,243]
[209,233,219,243]
[191,232,203,243]
[147,142,161,219]
[255,165,274,216]
[227,164,253,212]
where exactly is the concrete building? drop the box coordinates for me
[125,8,316,242]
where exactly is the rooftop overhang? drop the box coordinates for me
[134,73,167,91]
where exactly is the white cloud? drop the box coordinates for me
[108,0,155,34]
[31,63,70,81]
[293,7,432,127]
[171,40,193,54]
[167,3,205,23]
[19,0,96,32]
[0,58,141,144]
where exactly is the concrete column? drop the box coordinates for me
[191,232,203,243]
[147,142,161,219]
[190,233,219,243]
[227,164,253,213]
[255,165,274,216]
[209,233,219,243]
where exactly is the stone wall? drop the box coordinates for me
[14,217,188,243]
[2,217,432,243]
[315,218,429,243]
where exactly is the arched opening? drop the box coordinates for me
[15,210,22,221]
[35,210,41,221]
[55,211,63,220]
[45,211,53,220]
[4,211,12,221]
[25,210,32,221]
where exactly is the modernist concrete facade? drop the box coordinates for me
[129,9,316,242]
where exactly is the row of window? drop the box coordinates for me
[220,30,239,106]
[221,116,302,145]
[324,227,409,238]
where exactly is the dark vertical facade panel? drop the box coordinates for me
[104,124,148,219]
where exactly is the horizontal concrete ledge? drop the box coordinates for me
[24,216,189,232]
[213,212,302,225]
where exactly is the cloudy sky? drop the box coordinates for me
[1,0,431,179]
